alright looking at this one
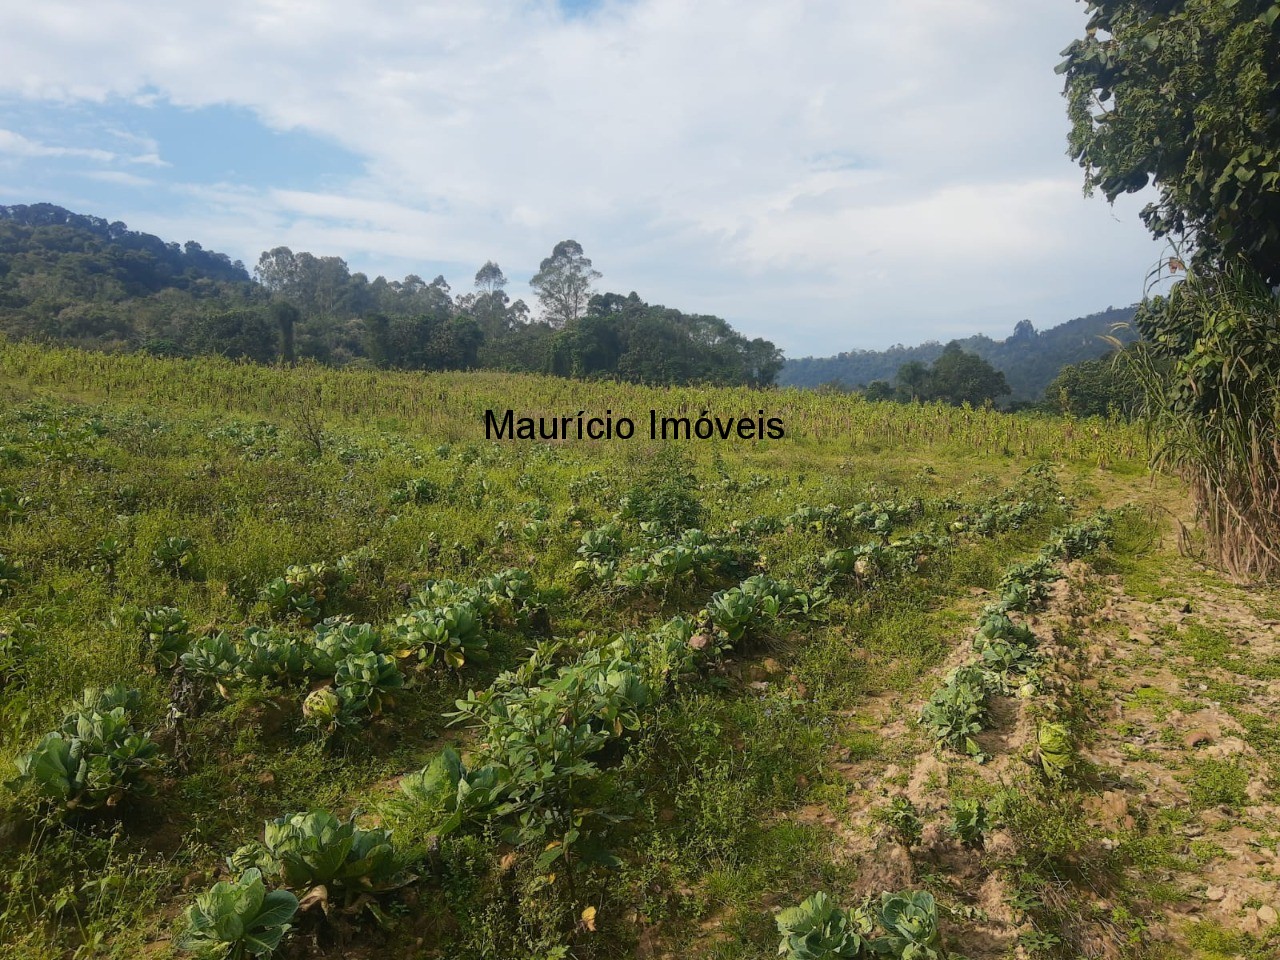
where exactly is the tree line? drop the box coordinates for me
[0,205,781,388]
[781,308,1139,401]
[822,339,1144,418]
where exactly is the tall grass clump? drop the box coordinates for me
[1122,260,1280,581]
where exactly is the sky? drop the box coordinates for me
[0,0,1165,356]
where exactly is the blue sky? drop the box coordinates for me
[0,0,1163,355]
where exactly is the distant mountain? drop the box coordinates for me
[779,307,1139,401]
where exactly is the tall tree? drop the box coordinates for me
[927,342,1011,407]
[530,240,601,328]
[254,247,300,297]
[1058,0,1280,281]
[465,261,513,337]
[474,260,507,295]
[270,300,299,365]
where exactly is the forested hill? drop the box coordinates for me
[780,307,1138,400]
[0,203,251,288]
[0,204,780,387]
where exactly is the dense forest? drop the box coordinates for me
[780,307,1138,400]
[0,204,782,387]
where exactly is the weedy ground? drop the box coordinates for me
[0,344,1274,959]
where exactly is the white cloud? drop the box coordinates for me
[0,126,168,166]
[0,128,116,162]
[0,0,1163,352]
[81,169,155,187]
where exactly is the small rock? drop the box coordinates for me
[1205,885,1226,902]
[1258,904,1278,925]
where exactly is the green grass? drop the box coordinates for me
[1184,758,1251,810]
[0,341,1180,959]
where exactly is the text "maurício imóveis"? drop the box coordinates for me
[484,409,786,441]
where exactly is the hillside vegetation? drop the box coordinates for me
[0,205,779,387]
[780,309,1138,401]
[1,344,1274,960]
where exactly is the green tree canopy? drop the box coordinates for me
[1058,0,1280,281]
[1043,351,1143,417]
[886,343,1010,406]
[530,240,601,328]
[925,342,1012,406]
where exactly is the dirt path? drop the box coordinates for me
[790,533,1280,959]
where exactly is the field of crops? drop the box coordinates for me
[1,343,1275,960]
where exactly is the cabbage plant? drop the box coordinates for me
[869,891,943,959]
[231,810,404,899]
[393,746,507,837]
[332,651,404,721]
[177,868,297,959]
[946,798,989,849]
[237,628,308,683]
[181,633,243,696]
[920,665,990,760]
[151,536,199,579]
[775,891,870,959]
[395,602,486,669]
[1037,721,1074,781]
[140,606,191,670]
[12,685,159,812]
[305,620,385,676]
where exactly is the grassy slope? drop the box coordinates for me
[0,343,1273,960]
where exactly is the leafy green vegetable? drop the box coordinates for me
[878,796,923,846]
[152,536,200,579]
[1036,722,1074,781]
[775,891,871,960]
[920,665,990,761]
[870,891,943,959]
[177,868,297,959]
[11,686,159,812]
[946,798,989,849]
[140,605,191,670]
[181,633,243,696]
[393,746,507,837]
[232,810,404,897]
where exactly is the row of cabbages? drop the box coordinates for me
[920,512,1113,770]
